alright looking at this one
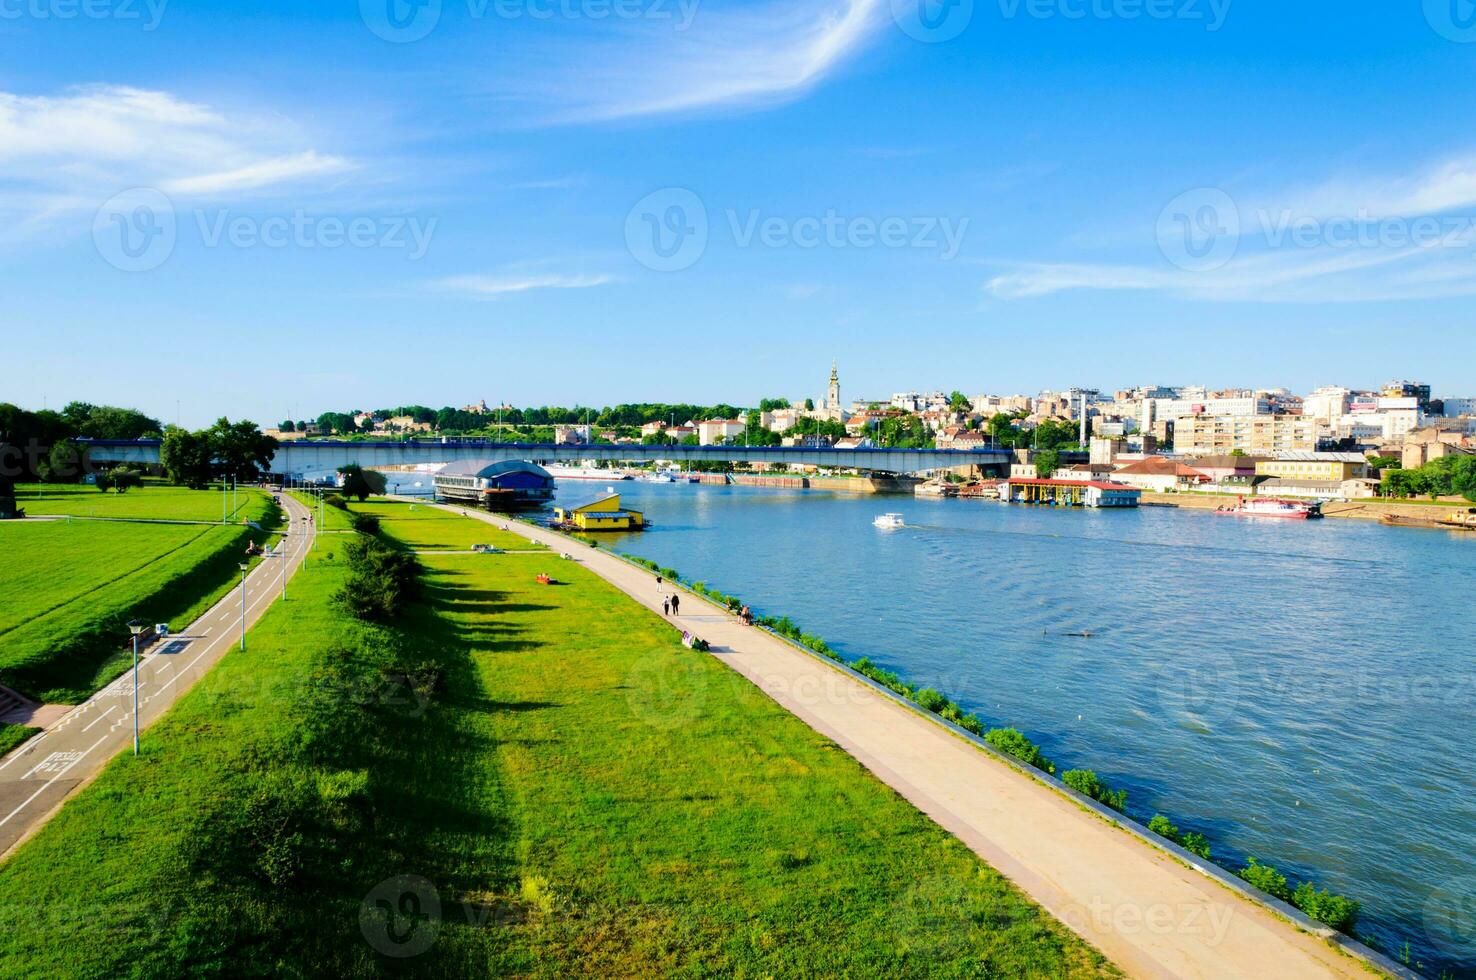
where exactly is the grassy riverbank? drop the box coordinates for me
[0,501,1112,977]
[0,487,279,702]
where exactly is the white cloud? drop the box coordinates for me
[436,272,617,297]
[0,85,352,237]
[987,150,1476,304]
[162,151,353,196]
[492,0,889,124]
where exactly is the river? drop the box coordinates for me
[578,480,1476,976]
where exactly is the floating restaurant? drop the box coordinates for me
[553,493,647,531]
[999,477,1142,508]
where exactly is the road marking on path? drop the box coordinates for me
[81,706,116,733]
[0,735,108,828]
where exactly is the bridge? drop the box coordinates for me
[78,439,1014,478]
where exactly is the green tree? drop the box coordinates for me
[279,420,296,432]
[1034,449,1060,478]
[208,418,278,481]
[949,390,971,411]
[159,425,214,489]
[37,441,88,483]
[337,464,375,502]
[109,467,142,493]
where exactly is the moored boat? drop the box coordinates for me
[1215,496,1323,519]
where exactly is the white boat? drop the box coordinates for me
[545,465,633,481]
[638,468,680,483]
[873,512,905,529]
[915,481,958,498]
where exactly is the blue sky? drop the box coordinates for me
[3,0,1475,426]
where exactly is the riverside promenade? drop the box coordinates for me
[439,502,1387,980]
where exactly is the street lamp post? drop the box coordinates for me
[280,522,288,601]
[127,620,145,755]
[238,561,249,650]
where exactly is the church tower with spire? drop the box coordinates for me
[827,360,840,411]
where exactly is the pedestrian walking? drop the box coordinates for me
[662,597,670,616]
[670,592,680,615]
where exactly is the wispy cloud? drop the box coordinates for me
[436,271,617,297]
[986,151,1476,303]
[0,85,353,236]
[162,151,353,196]
[489,0,889,125]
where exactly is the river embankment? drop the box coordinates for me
[1140,491,1475,525]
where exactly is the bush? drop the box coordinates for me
[1178,831,1211,860]
[1061,769,1126,812]
[323,494,348,510]
[1239,858,1292,902]
[1291,882,1360,932]
[1147,814,1178,839]
[349,512,381,536]
[985,728,1056,775]
[335,535,421,622]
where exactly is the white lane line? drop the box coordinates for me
[0,732,50,774]
[81,706,117,733]
[0,735,109,829]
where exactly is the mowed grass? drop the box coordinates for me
[14,482,270,523]
[352,499,545,551]
[0,489,280,702]
[0,502,1111,978]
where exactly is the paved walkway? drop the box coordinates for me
[0,494,315,858]
[444,504,1382,980]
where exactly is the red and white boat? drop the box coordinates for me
[1215,496,1323,520]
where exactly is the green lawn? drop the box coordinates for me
[0,505,280,702]
[13,482,270,523]
[0,502,1111,978]
[351,499,545,551]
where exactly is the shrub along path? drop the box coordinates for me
[449,503,1383,980]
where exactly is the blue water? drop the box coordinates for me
[588,481,1476,976]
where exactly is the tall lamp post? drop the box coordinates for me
[238,561,249,650]
[127,620,145,755]
[279,522,288,601]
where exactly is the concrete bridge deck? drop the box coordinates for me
[78,439,1014,477]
